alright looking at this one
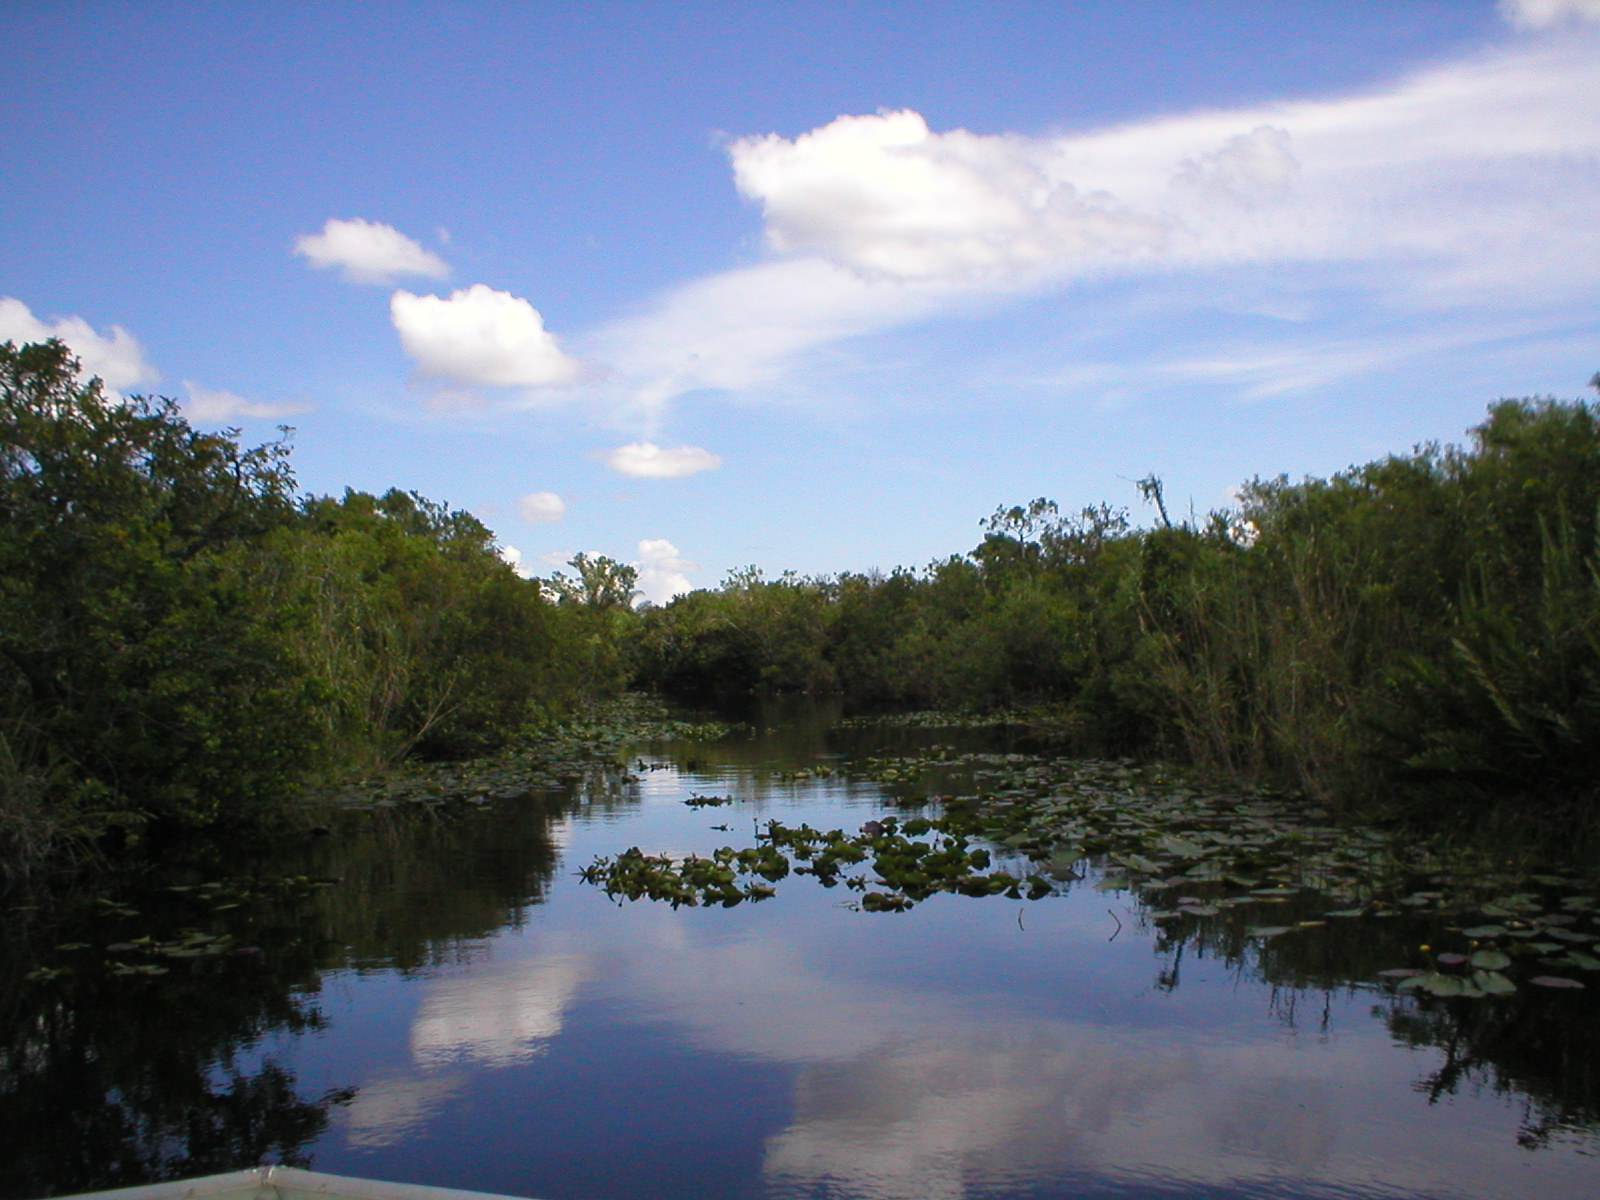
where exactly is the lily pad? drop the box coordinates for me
[1399,971,1466,997]
[1469,949,1512,971]
[1460,925,1507,939]
[1472,969,1517,995]
[1528,975,1585,989]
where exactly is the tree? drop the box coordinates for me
[550,552,639,610]
[1,339,318,832]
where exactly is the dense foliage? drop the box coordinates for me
[632,393,1600,815]
[7,332,1596,873]
[1,341,629,875]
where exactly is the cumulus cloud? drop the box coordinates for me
[0,297,157,393]
[732,109,1169,283]
[295,217,449,285]
[634,538,697,605]
[604,441,722,478]
[516,491,566,523]
[391,284,583,388]
[1499,0,1600,28]
[497,544,533,577]
[181,380,311,422]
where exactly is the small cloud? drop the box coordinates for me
[0,296,157,393]
[516,491,566,523]
[534,549,570,569]
[391,284,583,388]
[604,441,722,478]
[498,543,529,576]
[1499,0,1600,28]
[182,380,311,421]
[635,538,698,605]
[295,217,449,285]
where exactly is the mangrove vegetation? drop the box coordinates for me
[5,332,1600,887]
[0,340,635,880]
[632,385,1600,826]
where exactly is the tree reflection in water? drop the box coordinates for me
[0,776,579,1199]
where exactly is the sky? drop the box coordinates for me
[4,0,1599,603]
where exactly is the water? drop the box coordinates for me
[3,702,1597,1200]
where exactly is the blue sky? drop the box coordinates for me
[5,1,1598,601]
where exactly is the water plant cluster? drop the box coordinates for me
[582,812,1053,910]
[868,748,1599,994]
[17,871,336,985]
[585,738,1600,997]
[310,695,737,812]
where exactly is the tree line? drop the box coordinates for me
[0,340,635,878]
[7,335,1598,878]
[632,389,1600,819]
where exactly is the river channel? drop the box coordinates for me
[3,700,1597,1200]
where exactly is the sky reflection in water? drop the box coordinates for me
[250,725,1597,1200]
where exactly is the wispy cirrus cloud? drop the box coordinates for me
[182,380,311,422]
[1498,0,1600,29]
[584,22,1600,417]
[296,217,449,285]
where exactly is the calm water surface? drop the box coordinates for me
[3,701,1597,1200]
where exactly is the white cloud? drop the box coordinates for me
[181,380,310,421]
[592,29,1600,414]
[604,441,722,478]
[1499,0,1600,28]
[295,217,449,285]
[732,108,1169,284]
[516,491,566,523]
[497,543,534,577]
[589,256,954,420]
[0,297,157,393]
[391,284,583,388]
[634,538,697,605]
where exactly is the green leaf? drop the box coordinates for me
[1473,970,1517,995]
